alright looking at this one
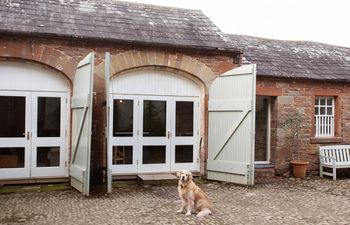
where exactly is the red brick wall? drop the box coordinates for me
[0,36,236,182]
[257,77,350,176]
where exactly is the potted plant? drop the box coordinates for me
[281,110,309,178]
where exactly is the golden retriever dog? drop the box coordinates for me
[176,170,212,217]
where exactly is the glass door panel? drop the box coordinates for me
[0,91,30,179]
[143,100,166,137]
[113,99,133,137]
[31,92,67,177]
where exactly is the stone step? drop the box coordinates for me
[137,173,178,185]
[255,167,277,184]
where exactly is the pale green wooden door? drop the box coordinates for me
[207,64,256,186]
[70,53,94,195]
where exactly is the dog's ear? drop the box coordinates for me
[189,171,193,180]
[176,171,181,178]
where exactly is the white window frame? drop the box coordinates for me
[315,96,335,137]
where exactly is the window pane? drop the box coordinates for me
[37,147,60,167]
[0,147,24,168]
[320,98,326,105]
[143,100,166,137]
[314,98,318,105]
[176,102,194,136]
[175,145,193,163]
[320,107,325,115]
[327,98,333,106]
[327,107,333,115]
[38,97,61,137]
[112,146,133,165]
[0,96,25,137]
[142,146,165,164]
[113,99,133,137]
[315,107,319,115]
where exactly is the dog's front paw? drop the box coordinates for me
[177,209,184,214]
[185,211,191,216]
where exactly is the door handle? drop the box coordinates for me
[167,131,171,139]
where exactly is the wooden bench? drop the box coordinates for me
[319,145,350,180]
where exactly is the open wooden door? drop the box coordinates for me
[70,53,94,195]
[207,64,256,185]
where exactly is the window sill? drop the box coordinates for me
[310,137,343,144]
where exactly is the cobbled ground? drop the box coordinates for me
[1,177,350,225]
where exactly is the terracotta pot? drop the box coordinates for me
[290,160,309,178]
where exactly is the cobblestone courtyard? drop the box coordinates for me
[1,177,350,225]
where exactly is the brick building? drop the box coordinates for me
[228,34,350,176]
[0,0,247,192]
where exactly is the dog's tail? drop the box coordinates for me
[197,208,212,217]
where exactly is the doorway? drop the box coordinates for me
[0,91,67,179]
[109,95,200,174]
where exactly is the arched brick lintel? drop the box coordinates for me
[95,50,217,91]
[0,40,77,82]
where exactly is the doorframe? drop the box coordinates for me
[0,91,70,179]
[108,94,201,175]
[255,96,271,165]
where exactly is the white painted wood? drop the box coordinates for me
[319,145,350,180]
[170,97,200,172]
[137,96,171,173]
[110,70,201,97]
[109,95,200,175]
[0,61,70,180]
[0,91,31,179]
[315,97,335,137]
[207,64,256,186]
[30,92,67,177]
[108,69,201,175]
[0,61,69,92]
[105,53,113,193]
[109,95,139,174]
[70,53,94,196]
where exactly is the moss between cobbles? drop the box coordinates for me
[0,184,71,194]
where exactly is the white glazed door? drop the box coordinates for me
[0,91,31,179]
[170,97,200,172]
[30,92,67,177]
[138,96,171,173]
[109,95,138,173]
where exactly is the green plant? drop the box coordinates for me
[281,110,305,161]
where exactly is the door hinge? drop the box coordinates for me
[66,98,68,104]
[137,130,139,136]
[65,161,68,167]
[198,102,200,108]
[136,160,138,165]
[65,130,67,137]
[137,100,139,106]
[197,158,199,163]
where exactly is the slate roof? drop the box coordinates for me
[0,0,237,52]
[227,34,350,82]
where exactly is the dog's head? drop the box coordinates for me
[176,170,193,183]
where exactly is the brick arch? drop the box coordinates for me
[95,50,217,88]
[0,40,77,82]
